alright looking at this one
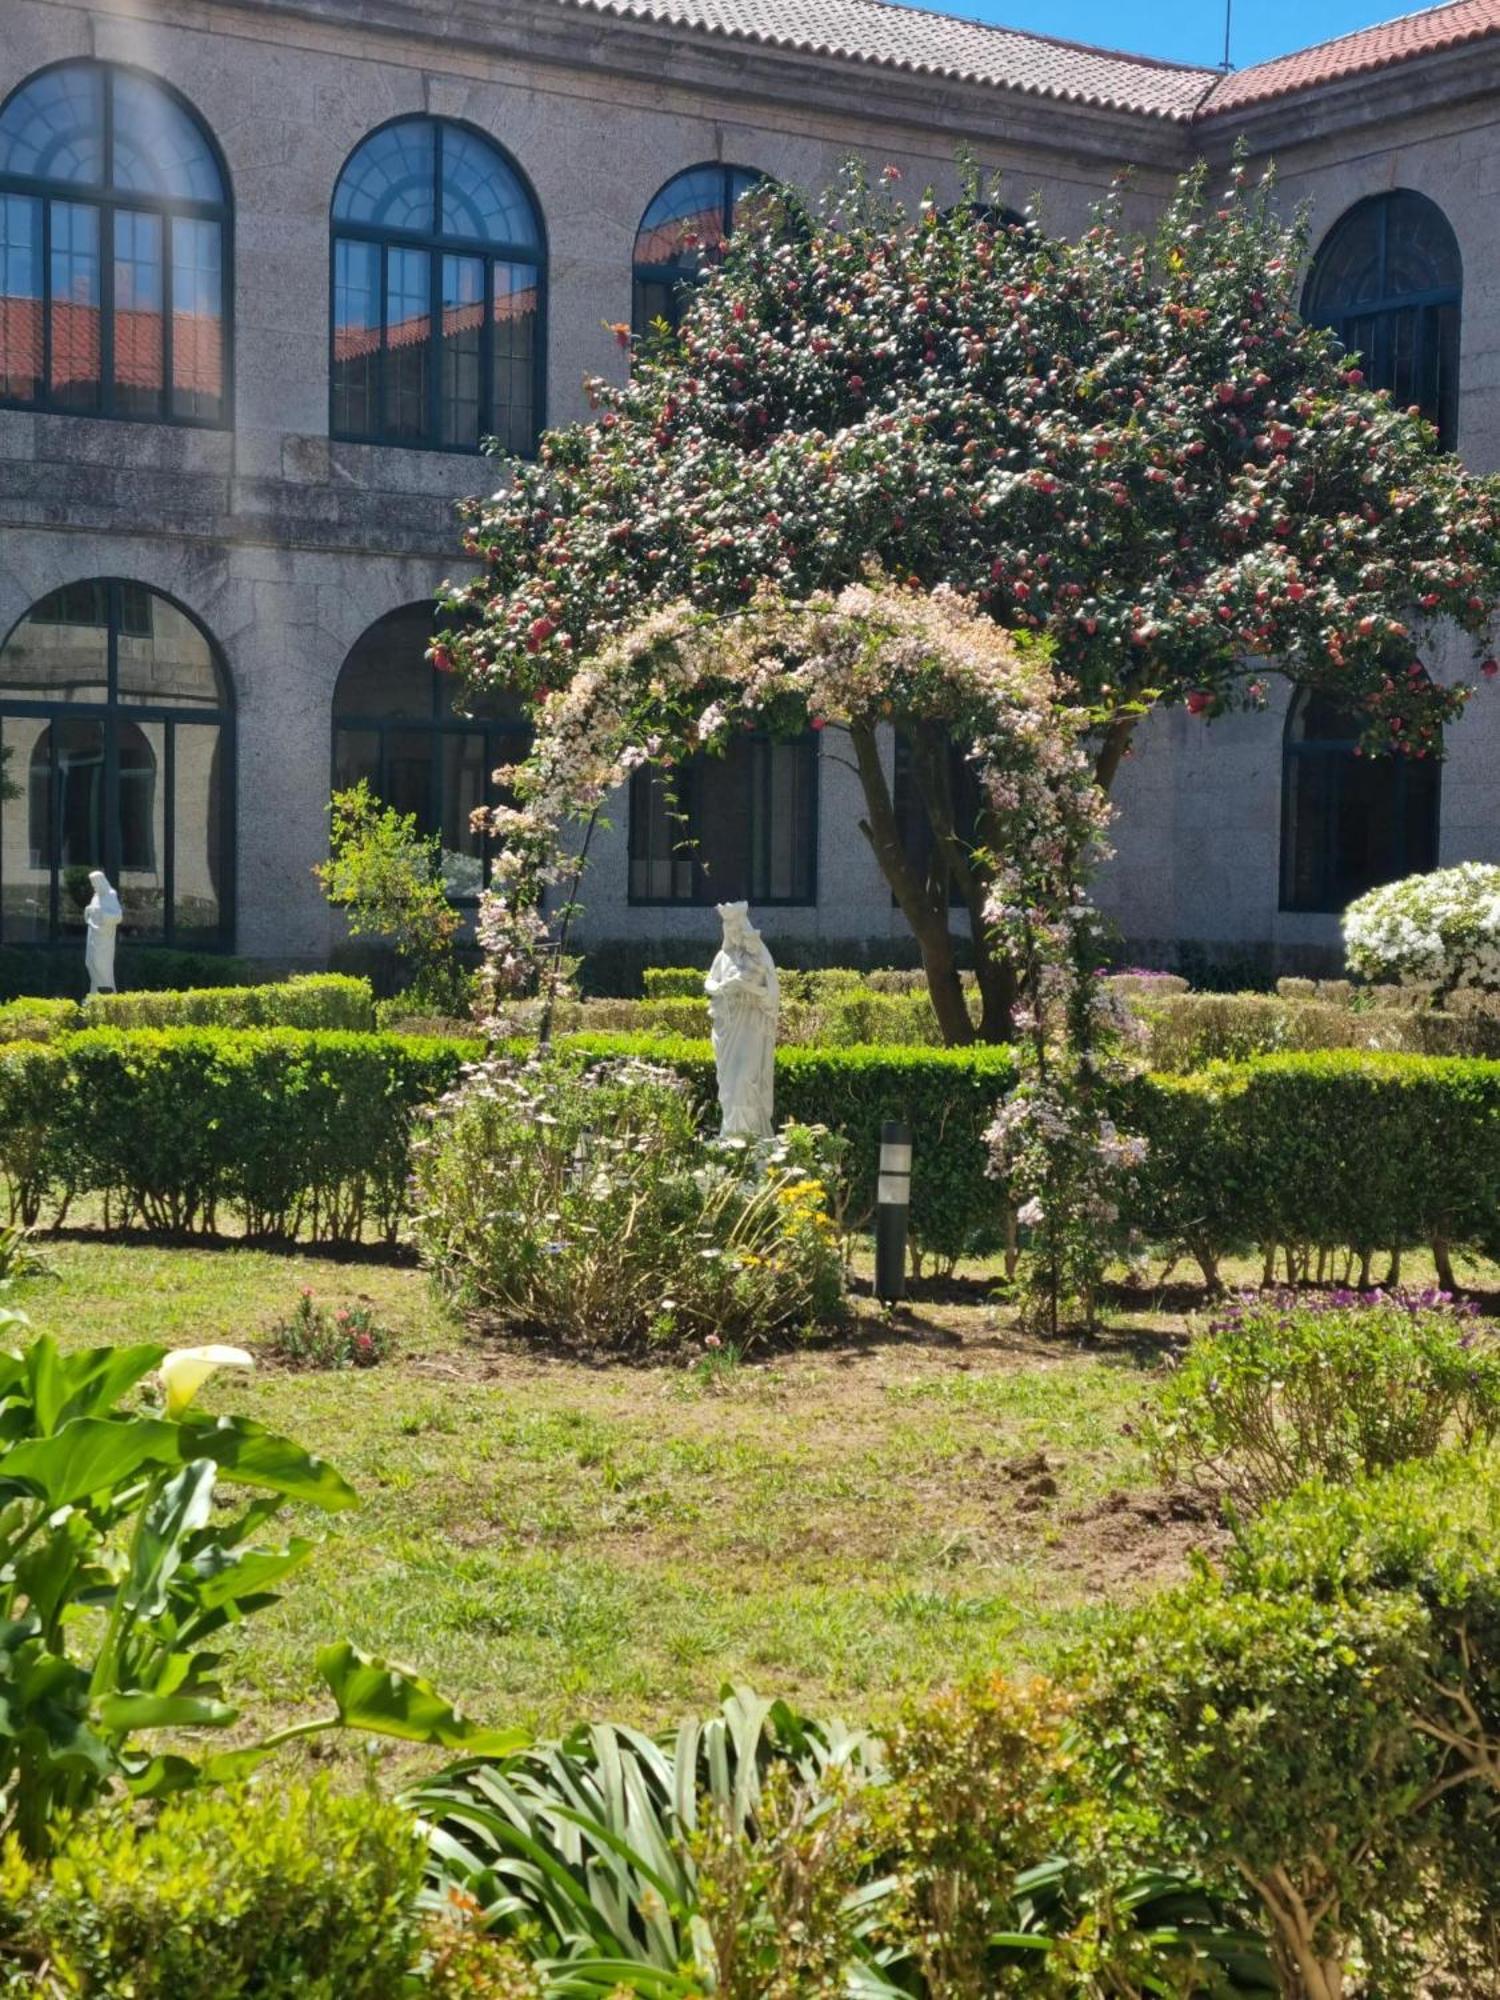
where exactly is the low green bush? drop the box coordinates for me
[412,1053,846,1350]
[1090,1449,1500,1999]
[1138,989,1500,1069]
[0,1781,543,1999]
[1143,1291,1500,1510]
[641,965,704,998]
[82,972,376,1033]
[0,998,79,1045]
[0,1028,479,1243]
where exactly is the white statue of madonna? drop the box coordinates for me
[84,871,123,995]
[705,902,778,1139]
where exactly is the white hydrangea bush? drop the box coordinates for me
[1344,864,1500,998]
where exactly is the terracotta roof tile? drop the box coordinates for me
[564,0,1218,118]
[563,0,1500,124]
[1201,0,1500,114]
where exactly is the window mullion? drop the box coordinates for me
[162,203,174,418]
[40,196,52,403]
[164,718,176,945]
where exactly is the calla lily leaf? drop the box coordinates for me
[317,1641,528,1755]
[0,1417,182,1506]
[98,1691,238,1733]
[177,1416,358,1511]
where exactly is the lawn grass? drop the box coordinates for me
[17,1232,1494,1766]
[7,1236,1193,1756]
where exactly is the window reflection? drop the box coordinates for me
[628,734,817,905]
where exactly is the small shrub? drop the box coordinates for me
[1345,862,1500,999]
[268,1290,395,1370]
[317,782,467,1014]
[0,997,79,1045]
[1142,1291,1500,1511]
[82,973,376,1033]
[642,965,705,998]
[411,1053,847,1351]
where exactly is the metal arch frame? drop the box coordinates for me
[0,56,235,430]
[1302,189,1462,449]
[630,160,766,339]
[327,113,548,460]
[0,576,238,951]
[1277,687,1442,914]
[626,728,820,909]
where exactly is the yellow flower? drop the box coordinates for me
[159,1344,255,1418]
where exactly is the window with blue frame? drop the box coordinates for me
[331,603,530,901]
[1303,190,1461,450]
[631,163,766,340]
[1280,687,1440,913]
[0,60,230,424]
[330,118,544,456]
[628,733,818,905]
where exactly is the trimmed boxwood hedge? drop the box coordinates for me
[3,1029,1499,1270]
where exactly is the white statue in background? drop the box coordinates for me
[705,901,778,1140]
[84,871,122,995]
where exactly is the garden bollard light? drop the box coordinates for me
[876,1120,911,1304]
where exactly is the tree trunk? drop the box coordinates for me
[1094,714,1140,792]
[1433,1233,1458,1293]
[849,722,975,1046]
[906,719,1015,1042]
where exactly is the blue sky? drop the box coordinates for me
[907,0,1407,70]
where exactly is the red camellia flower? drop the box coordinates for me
[526,616,556,652]
[430,645,452,673]
[1483,659,1499,679]
[1186,690,1212,715]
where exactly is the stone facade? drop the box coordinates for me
[1,0,1497,973]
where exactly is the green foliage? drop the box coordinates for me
[318,783,467,1013]
[1126,1050,1500,1279]
[1143,1292,1500,1510]
[405,1686,887,1997]
[83,973,376,1033]
[0,998,81,1047]
[0,1028,478,1243]
[411,1053,847,1351]
[0,1779,545,2000]
[268,1290,395,1371]
[1089,1450,1500,1997]
[0,1780,422,1998]
[1137,988,1500,1069]
[641,968,704,999]
[0,1331,356,1853]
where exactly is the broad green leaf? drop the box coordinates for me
[1,1417,181,1505]
[178,1417,358,1510]
[98,1690,237,1732]
[42,1342,166,1434]
[187,1538,317,1612]
[122,1459,216,1625]
[316,1641,527,1754]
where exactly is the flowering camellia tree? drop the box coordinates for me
[440,154,1500,1040]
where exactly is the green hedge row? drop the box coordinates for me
[0,1028,479,1240]
[0,975,375,1044]
[5,1029,1499,1270]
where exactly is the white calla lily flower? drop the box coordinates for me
[159,1344,255,1418]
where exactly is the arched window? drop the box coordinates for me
[1304,191,1461,449]
[0,580,234,947]
[628,733,818,905]
[0,61,230,424]
[1280,687,1440,913]
[330,118,544,455]
[332,604,529,900]
[632,163,766,339]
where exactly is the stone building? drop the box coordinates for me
[1,0,1497,977]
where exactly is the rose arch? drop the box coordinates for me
[473,579,1108,1022]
